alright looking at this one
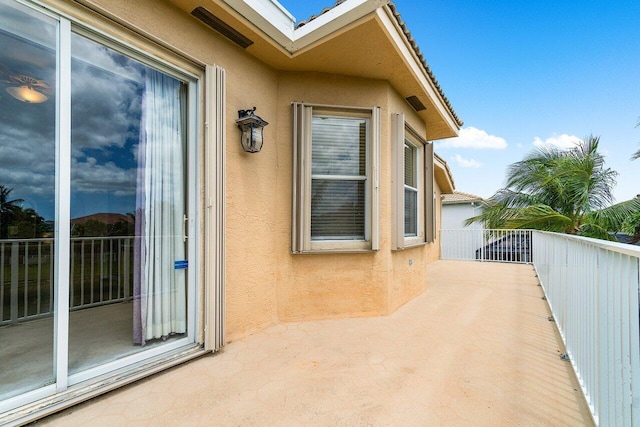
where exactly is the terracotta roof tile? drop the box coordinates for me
[442,191,485,204]
[295,1,463,127]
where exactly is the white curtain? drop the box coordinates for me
[133,69,186,345]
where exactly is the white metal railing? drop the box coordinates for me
[440,228,640,425]
[440,229,532,263]
[532,231,640,426]
[0,236,133,326]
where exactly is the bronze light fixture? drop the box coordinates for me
[235,107,268,153]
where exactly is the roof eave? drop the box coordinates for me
[442,199,483,205]
[220,0,296,46]
[290,0,388,52]
[216,0,461,136]
[220,0,388,52]
[375,6,460,135]
[434,153,455,194]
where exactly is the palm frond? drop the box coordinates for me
[501,204,573,232]
[578,223,617,241]
[587,197,640,232]
[480,135,625,240]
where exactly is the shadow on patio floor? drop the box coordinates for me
[40,260,593,426]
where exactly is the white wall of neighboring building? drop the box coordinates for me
[441,201,484,260]
[441,202,483,230]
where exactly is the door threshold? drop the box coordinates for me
[1,344,210,426]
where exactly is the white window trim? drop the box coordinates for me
[292,102,380,253]
[392,113,435,250]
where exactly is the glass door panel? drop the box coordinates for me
[0,1,196,412]
[0,0,57,401]
[68,33,189,376]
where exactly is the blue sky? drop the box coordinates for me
[279,0,640,203]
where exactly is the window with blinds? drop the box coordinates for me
[392,113,434,250]
[404,141,418,237]
[311,116,368,240]
[292,103,380,253]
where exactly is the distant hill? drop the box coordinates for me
[70,213,133,225]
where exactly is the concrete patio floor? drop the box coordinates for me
[39,260,593,426]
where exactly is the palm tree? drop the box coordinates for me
[467,136,640,240]
[621,205,640,244]
[0,185,24,239]
[13,207,45,238]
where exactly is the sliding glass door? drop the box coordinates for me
[0,0,57,401]
[68,32,190,377]
[0,0,198,411]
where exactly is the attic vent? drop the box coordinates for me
[405,95,426,112]
[191,7,254,48]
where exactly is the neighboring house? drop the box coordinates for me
[70,213,134,226]
[0,0,460,422]
[442,191,486,230]
[441,191,485,260]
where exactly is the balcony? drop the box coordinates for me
[5,230,640,425]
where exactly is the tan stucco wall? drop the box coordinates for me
[274,73,390,322]
[51,0,283,342]
[386,89,443,314]
[275,74,445,321]
[49,0,450,344]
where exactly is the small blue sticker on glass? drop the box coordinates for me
[174,260,188,270]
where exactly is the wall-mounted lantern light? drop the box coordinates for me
[235,107,268,153]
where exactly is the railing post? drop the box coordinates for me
[123,238,130,301]
[10,242,19,325]
[630,257,640,424]
[597,247,610,425]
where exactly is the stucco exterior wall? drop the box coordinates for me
[274,73,390,322]
[51,0,284,341]
[45,0,453,343]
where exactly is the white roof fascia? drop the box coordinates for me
[222,0,295,46]
[376,7,460,135]
[289,0,388,53]
[221,0,387,54]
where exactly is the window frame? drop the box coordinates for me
[0,0,211,416]
[403,137,420,239]
[392,113,435,250]
[292,103,380,253]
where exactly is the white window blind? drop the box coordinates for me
[311,116,368,240]
[404,142,418,237]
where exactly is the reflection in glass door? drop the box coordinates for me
[0,0,196,413]
[68,33,189,376]
[0,0,57,402]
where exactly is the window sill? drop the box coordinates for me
[393,241,427,251]
[292,248,378,255]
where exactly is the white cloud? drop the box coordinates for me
[436,127,507,149]
[71,157,137,196]
[533,134,582,150]
[453,154,483,168]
